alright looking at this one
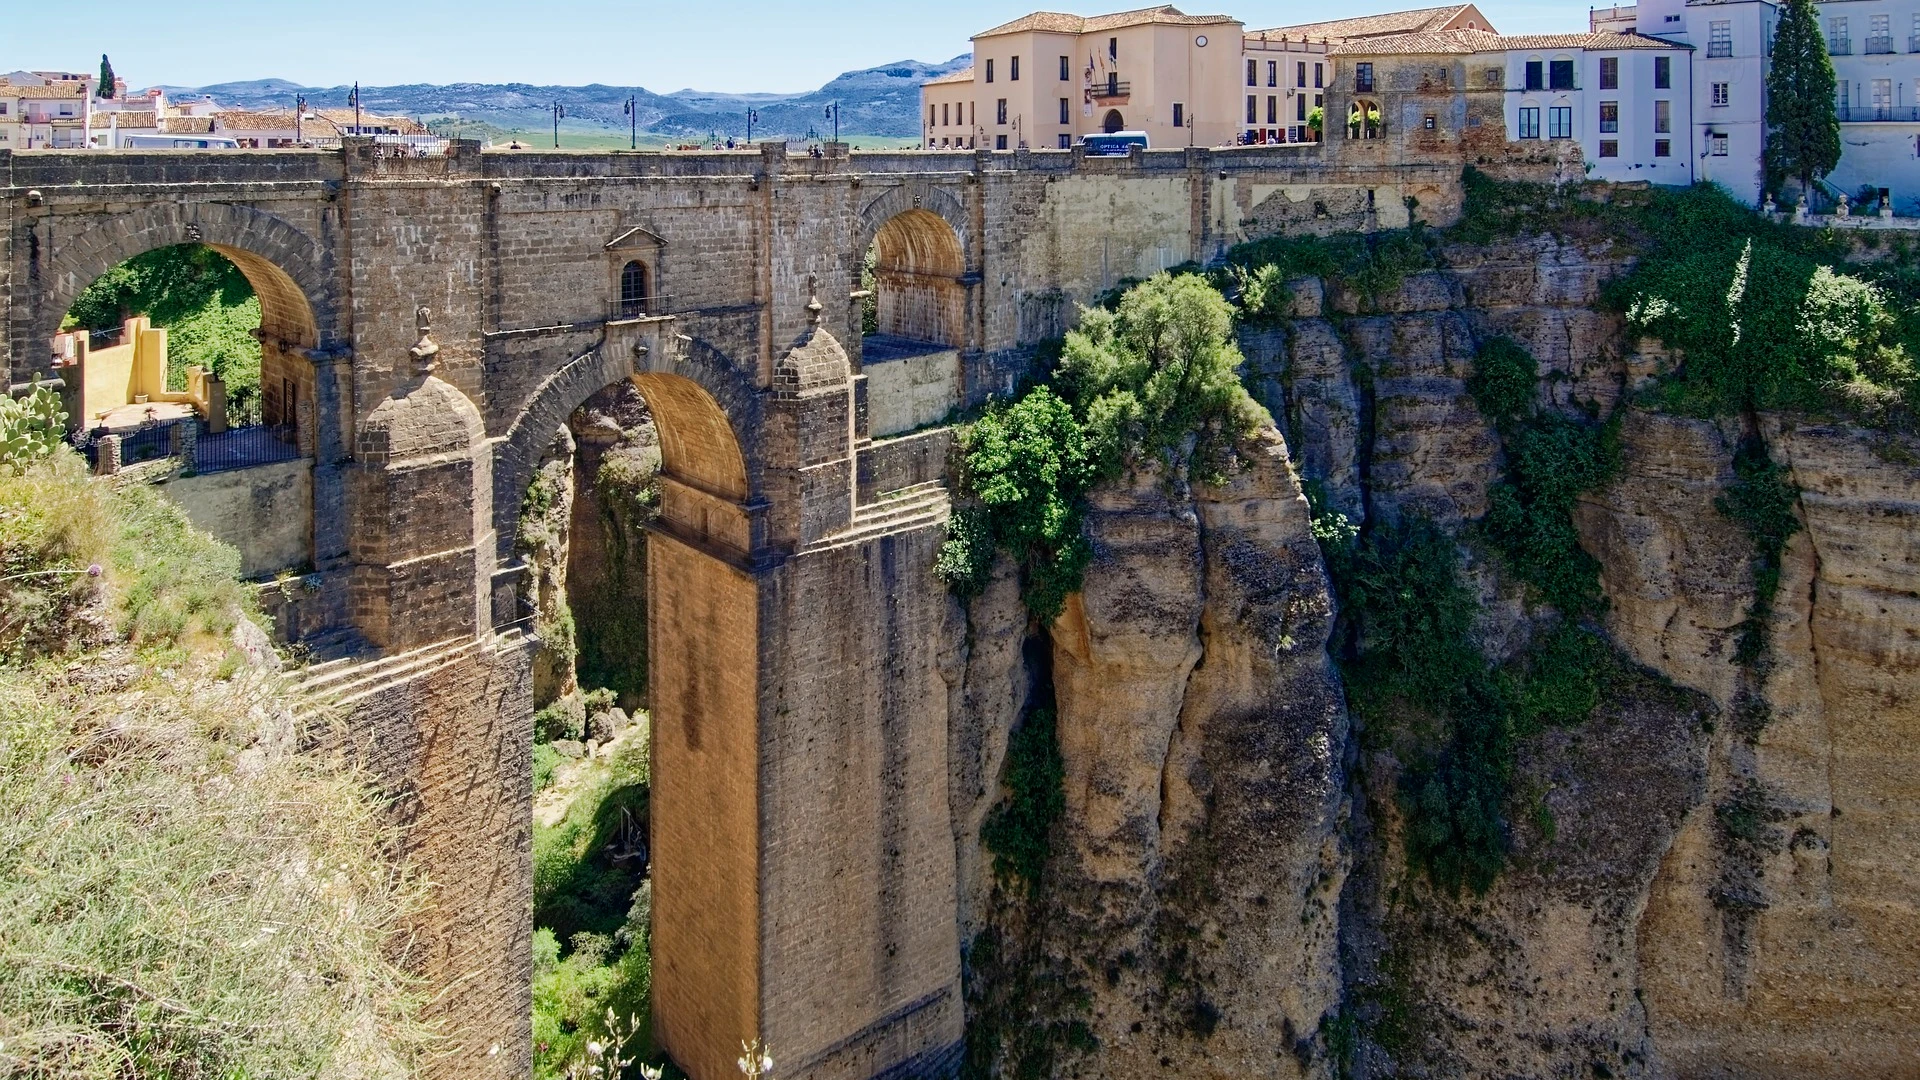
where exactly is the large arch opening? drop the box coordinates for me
[514,364,759,1080]
[52,241,319,576]
[862,208,966,353]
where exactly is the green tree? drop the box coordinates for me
[1763,0,1841,199]
[97,54,115,99]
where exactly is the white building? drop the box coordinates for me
[1501,32,1697,184]
[1819,0,1920,203]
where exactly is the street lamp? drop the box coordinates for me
[746,108,759,145]
[824,102,840,143]
[624,95,637,150]
[553,102,565,148]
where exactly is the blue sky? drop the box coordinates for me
[6,0,1578,94]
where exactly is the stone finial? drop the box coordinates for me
[805,274,823,324]
[409,305,440,373]
[1763,193,1777,218]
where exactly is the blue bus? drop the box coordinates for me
[1081,131,1148,157]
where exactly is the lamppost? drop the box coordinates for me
[824,102,840,143]
[746,107,759,145]
[553,101,565,148]
[624,95,637,150]
[295,94,306,144]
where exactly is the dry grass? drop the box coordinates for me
[0,451,436,1078]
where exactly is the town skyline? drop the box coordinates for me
[7,0,1595,95]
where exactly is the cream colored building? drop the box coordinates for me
[0,77,91,150]
[922,5,1247,150]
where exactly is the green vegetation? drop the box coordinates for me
[981,707,1066,891]
[0,400,430,1078]
[1222,225,1436,313]
[939,273,1264,619]
[1764,0,1842,198]
[574,437,660,709]
[65,245,265,423]
[532,731,656,1078]
[1716,439,1803,666]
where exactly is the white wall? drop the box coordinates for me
[1503,46,1696,186]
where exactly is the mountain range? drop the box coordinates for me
[158,56,971,143]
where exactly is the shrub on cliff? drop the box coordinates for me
[0,440,430,1078]
[940,273,1266,619]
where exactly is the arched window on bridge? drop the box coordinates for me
[861,209,966,356]
[619,260,650,318]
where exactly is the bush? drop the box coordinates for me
[532,737,651,945]
[981,707,1066,891]
[1468,337,1539,425]
[65,244,263,414]
[534,741,563,793]
[955,388,1095,621]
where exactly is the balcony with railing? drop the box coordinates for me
[1865,34,1895,53]
[609,294,674,321]
[1091,76,1130,101]
[1829,37,1852,55]
[1838,105,1920,122]
[1910,34,1920,51]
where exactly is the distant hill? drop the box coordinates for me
[157,56,971,142]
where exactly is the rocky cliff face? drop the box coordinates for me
[955,235,1920,1079]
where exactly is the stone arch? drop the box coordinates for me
[492,332,761,565]
[854,182,972,272]
[28,200,338,360]
[1104,108,1126,133]
[1349,100,1383,140]
[859,204,969,349]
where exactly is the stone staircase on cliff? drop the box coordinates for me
[819,480,951,553]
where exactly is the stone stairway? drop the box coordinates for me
[817,481,951,553]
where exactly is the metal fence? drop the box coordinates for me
[194,424,300,475]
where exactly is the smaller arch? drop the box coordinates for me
[866,209,967,349]
[1349,100,1383,140]
[1104,109,1126,133]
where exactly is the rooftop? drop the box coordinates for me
[90,110,157,129]
[1255,4,1481,40]
[214,110,300,131]
[1327,27,1690,54]
[976,5,1238,39]
[1,81,89,100]
[923,67,976,87]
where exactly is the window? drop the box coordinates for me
[0,103,7,116]
[1872,77,1893,119]
[1268,95,1278,124]
[1424,113,1437,129]
[1060,98,1070,124]
[1061,55,1071,80]
[1549,59,1575,90]
[1868,14,1892,52]
[1173,102,1185,128]
[1655,99,1671,132]
[1356,62,1374,92]
[1315,63,1324,88]
[986,59,994,83]
[1109,37,1118,61]
[1297,94,1307,121]
[1059,134,1071,148]
[1825,17,1846,55]
[1525,60,1544,91]
[1298,61,1307,87]
[1711,19,1734,56]
[1654,138,1671,157]
[929,104,936,125]
[970,102,975,125]
[1248,95,1258,123]
[1599,140,1618,157]
[1518,106,1541,138]
[1912,13,1920,52]
[1548,105,1572,138]
[1839,79,1850,111]
[1269,61,1278,87]
[1010,56,1020,81]
[996,134,1008,150]
[1248,59,1258,86]
[996,99,1007,124]
[1655,55,1671,88]
[1712,82,1730,106]
[1600,101,1619,132]
[1600,56,1619,89]
[942,103,950,126]
[619,261,648,315]
[1711,133,1728,155]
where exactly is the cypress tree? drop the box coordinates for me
[1763,0,1842,201]
[97,54,115,99]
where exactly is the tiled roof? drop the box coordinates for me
[1330,27,1688,54]
[90,110,157,128]
[2,81,89,99]
[923,68,976,87]
[977,5,1237,39]
[214,110,299,130]
[158,116,216,134]
[313,108,428,134]
[1255,5,1473,40]
[1336,27,1681,54]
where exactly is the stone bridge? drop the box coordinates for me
[0,141,1460,1080]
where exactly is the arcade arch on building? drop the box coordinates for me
[1349,100,1383,140]
[1104,109,1126,132]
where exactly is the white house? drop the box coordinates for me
[1819,0,1920,204]
[1501,31,1697,184]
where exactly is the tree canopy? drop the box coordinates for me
[1764,0,1842,199]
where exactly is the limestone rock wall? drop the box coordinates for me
[1247,235,1920,1078]
[951,427,1351,1079]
